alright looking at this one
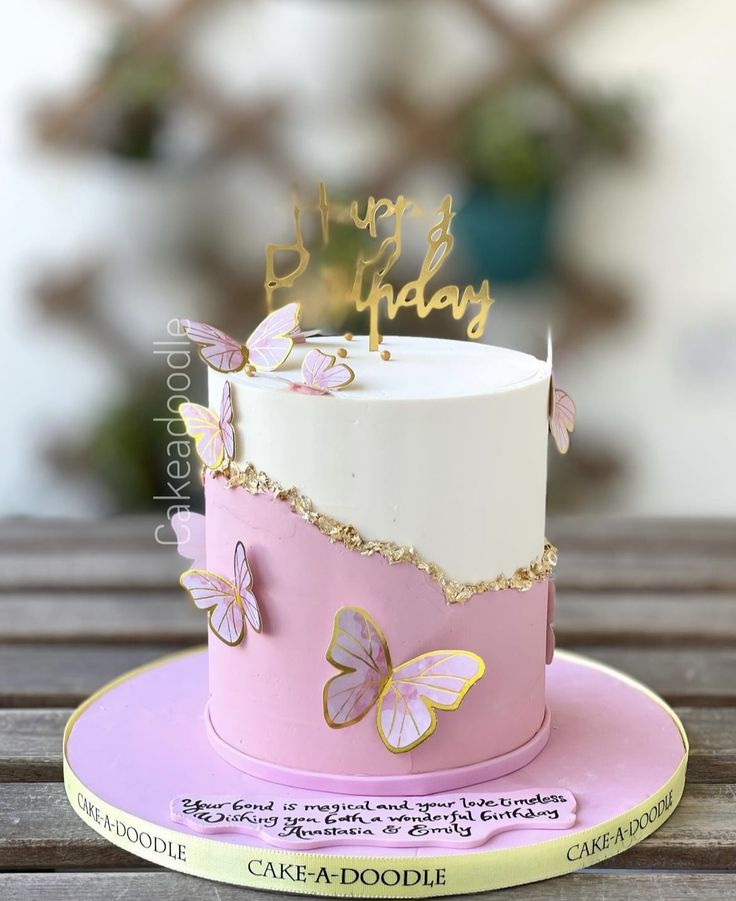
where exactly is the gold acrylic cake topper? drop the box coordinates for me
[265,184,494,351]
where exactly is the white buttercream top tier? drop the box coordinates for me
[209,335,551,583]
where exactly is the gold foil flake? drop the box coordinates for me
[221,463,557,604]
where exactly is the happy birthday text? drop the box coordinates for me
[264,184,494,351]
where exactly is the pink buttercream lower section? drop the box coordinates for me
[206,701,551,795]
[205,474,549,779]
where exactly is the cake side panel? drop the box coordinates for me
[204,476,548,777]
[209,365,550,583]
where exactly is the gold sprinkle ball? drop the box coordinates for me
[245,364,256,377]
[337,347,348,358]
[343,332,353,341]
[380,350,391,361]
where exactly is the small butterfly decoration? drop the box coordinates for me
[547,335,576,454]
[323,607,485,754]
[179,380,235,470]
[180,540,262,647]
[289,348,355,396]
[181,302,302,373]
[549,377,576,454]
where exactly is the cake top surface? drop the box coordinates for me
[230,335,549,402]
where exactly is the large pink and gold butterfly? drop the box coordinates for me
[290,348,355,395]
[323,607,485,753]
[549,376,576,454]
[181,303,301,373]
[179,381,235,470]
[180,541,261,647]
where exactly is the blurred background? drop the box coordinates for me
[2,0,735,519]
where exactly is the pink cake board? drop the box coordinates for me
[63,648,688,898]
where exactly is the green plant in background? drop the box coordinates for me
[99,28,179,162]
[459,79,638,195]
[87,374,204,512]
[455,79,639,282]
[460,87,561,196]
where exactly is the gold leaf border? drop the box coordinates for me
[217,463,557,604]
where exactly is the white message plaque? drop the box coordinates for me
[170,789,577,850]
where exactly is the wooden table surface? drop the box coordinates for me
[0,515,734,899]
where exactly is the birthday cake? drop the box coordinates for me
[175,306,575,795]
[62,190,688,894]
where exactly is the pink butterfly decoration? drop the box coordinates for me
[181,302,301,373]
[324,607,485,753]
[171,511,206,571]
[549,376,576,454]
[179,381,235,470]
[180,541,261,647]
[290,348,355,396]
